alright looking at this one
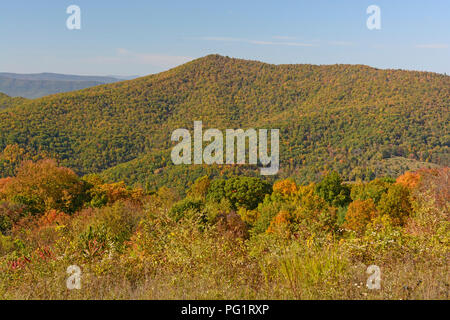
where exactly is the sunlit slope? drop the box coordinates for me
[0,55,448,182]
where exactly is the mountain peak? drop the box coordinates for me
[0,55,447,180]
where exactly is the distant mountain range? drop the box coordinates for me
[0,72,139,98]
[0,55,448,190]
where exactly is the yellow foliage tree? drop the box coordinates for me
[1,159,86,214]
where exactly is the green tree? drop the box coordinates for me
[377,184,412,226]
[207,176,272,210]
[315,172,351,207]
[350,178,392,205]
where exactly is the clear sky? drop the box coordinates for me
[1,0,449,76]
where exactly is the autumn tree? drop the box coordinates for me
[343,199,378,234]
[83,174,143,208]
[273,179,298,199]
[0,159,88,215]
[396,171,421,190]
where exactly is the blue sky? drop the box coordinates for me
[1,0,449,76]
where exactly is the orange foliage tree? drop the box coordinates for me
[396,171,421,190]
[267,210,291,234]
[273,179,298,199]
[343,199,378,234]
[84,175,143,208]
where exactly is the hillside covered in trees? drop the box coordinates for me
[0,55,448,300]
[0,55,448,189]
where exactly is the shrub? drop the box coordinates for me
[87,179,143,208]
[293,187,339,236]
[169,197,204,222]
[78,224,110,260]
[0,234,16,256]
[396,171,421,190]
[37,210,70,228]
[215,211,249,239]
[406,168,449,236]
[93,201,143,248]
[237,207,259,227]
[0,201,26,234]
[267,210,292,234]
[187,176,211,200]
[204,198,233,224]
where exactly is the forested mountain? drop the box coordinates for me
[0,73,124,98]
[0,55,448,187]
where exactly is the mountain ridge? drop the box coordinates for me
[0,54,448,186]
[0,72,129,99]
